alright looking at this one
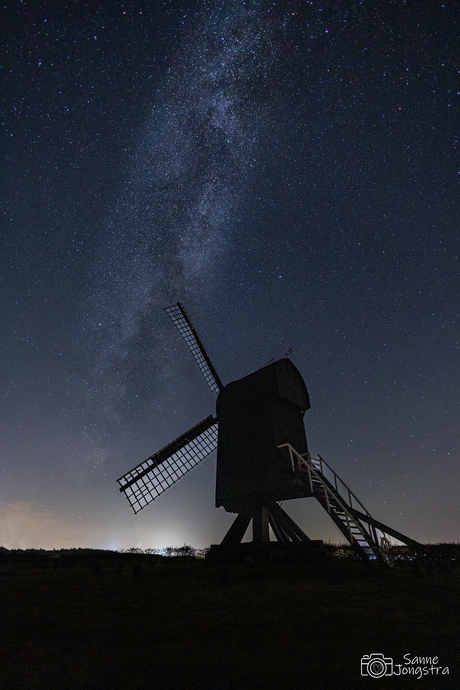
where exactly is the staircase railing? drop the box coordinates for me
[278,443,380,556]
[307,454,372,519]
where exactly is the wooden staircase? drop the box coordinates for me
[278,444,423,563]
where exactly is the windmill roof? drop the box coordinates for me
[217,358,310,415]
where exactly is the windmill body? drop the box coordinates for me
[216,358,312,513]
[117,303,424,563]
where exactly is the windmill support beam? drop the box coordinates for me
[268,513,290,543]
[252,506,270,544]
[220,513,252,548]
[267,502,312,543]
[349,508,423,551]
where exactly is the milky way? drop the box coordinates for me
[79,2,301,448]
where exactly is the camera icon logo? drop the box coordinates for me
[361,653,394,678]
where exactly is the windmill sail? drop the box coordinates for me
[117,415,218,513]
[164,302,223,394]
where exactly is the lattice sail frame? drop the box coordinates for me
[117,419,218,514]
[164,302,223,394]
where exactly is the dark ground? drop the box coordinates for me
[0,549,458,690]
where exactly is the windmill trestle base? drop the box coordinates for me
[208,502,326,562]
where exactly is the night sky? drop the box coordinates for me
[2,0,458,551]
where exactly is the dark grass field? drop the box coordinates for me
[1,552,458,690]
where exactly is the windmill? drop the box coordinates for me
[117,303,423,563]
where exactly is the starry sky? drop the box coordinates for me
[2,0,459,551]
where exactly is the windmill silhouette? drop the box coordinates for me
[117,303,422,562]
